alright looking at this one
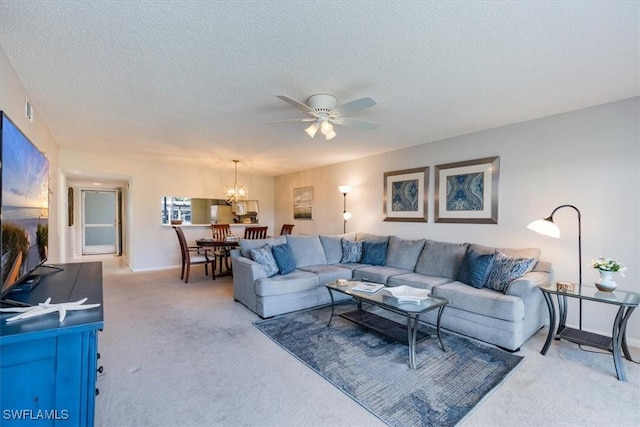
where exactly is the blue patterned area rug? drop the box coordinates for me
[254,302,523,426]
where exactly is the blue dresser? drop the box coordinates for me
[0,262,104,426]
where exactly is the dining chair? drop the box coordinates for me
[280,224,294,235]
[173,226,215,283]
[244,226,268,239]
[211,224,232,274]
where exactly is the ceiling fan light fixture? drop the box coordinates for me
[320,120,333,135]
[325,130,337,140]
[305,122,319,138]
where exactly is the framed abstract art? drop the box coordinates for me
[434,156,499,224]
[383,167,428,222]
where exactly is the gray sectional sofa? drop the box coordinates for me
[231,232,551,351]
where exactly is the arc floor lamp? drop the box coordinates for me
[527,204,583,329]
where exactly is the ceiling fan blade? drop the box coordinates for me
[276,95,316,114]
[265,117,316,125]
[333,97,377,117]
[336,117,378,130]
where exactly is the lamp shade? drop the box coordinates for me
[338,185,352,194]
[527,218,560,238]
[343,211,352,221]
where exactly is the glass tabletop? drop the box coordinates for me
[539,283,640,307]
[326,281,448,314]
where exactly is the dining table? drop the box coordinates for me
[195,238,239,277]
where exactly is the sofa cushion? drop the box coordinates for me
[331,262,369,271]
[485,250,537,293]
[415,240,469,279]
[286,234,327,267]
[319,235,343,264]
[387,273,452,290]
[361,240,388,265]
[254,270,319,297]
[431,281,525,322]
[457,248,495,288]
[298,264,352,286]
[341,239,363,263]
[239,236,287,259]
[352,265,408,284]
[271,243,296,275]
[384,236,426,270]
[250,246,279,277]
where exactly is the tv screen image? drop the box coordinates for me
[0,111,49,296]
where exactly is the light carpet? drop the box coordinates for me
[254,302,523,426]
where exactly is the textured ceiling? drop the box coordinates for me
[1,1,638,176]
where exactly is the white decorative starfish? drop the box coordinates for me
[0,297,101,323]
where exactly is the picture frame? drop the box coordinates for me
[293,186,313,220]
[434,156,499,224]
[383,167,428,222]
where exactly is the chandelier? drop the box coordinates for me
[225,160,248,205]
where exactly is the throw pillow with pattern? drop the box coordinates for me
[341,239,363,263]
[485,250,535,293]
[250,245,279,277]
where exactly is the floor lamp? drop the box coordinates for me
[338,186,352,234]
[527,204,583,329]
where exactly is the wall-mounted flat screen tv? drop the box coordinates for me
[0,111,49,299]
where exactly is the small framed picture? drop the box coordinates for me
[293,186,313,219]
[434,156,499,224]
[383,167,428,222]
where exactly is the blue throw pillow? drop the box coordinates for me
[250,245,279,277]
[361,240,388,266]
[272,243,296,275]
[457,248,495,289]
[341,239,363,263]
[485,250,536,293]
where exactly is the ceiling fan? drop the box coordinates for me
[266,94,378,140]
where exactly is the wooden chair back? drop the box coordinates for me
[211,224,231,240]
[280,224,294,235]
[173,226,189,263]
[244,226,268,239]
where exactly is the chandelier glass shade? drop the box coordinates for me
[225,160,248,205]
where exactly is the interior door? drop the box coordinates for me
[82,190,118,255]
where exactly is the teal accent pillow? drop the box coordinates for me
[341,239,363,263]
[485,250,535,293]
[457,248,495,288]
[361,240,388,266]
[250,245,279,277]
[272,243,296,275]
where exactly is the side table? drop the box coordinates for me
[539,284,639,381]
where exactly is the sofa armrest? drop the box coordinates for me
[232,255,268,282]
[505,271,550,298]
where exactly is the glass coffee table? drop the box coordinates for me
[326,280,448,369]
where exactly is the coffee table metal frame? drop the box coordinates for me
[539,284,639,381]
[326,281,448,369]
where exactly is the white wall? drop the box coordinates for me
[0,47,62,264]
[274,98,640,342]
[59,148,275,271]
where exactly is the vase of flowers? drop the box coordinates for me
[592,257,626,292]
